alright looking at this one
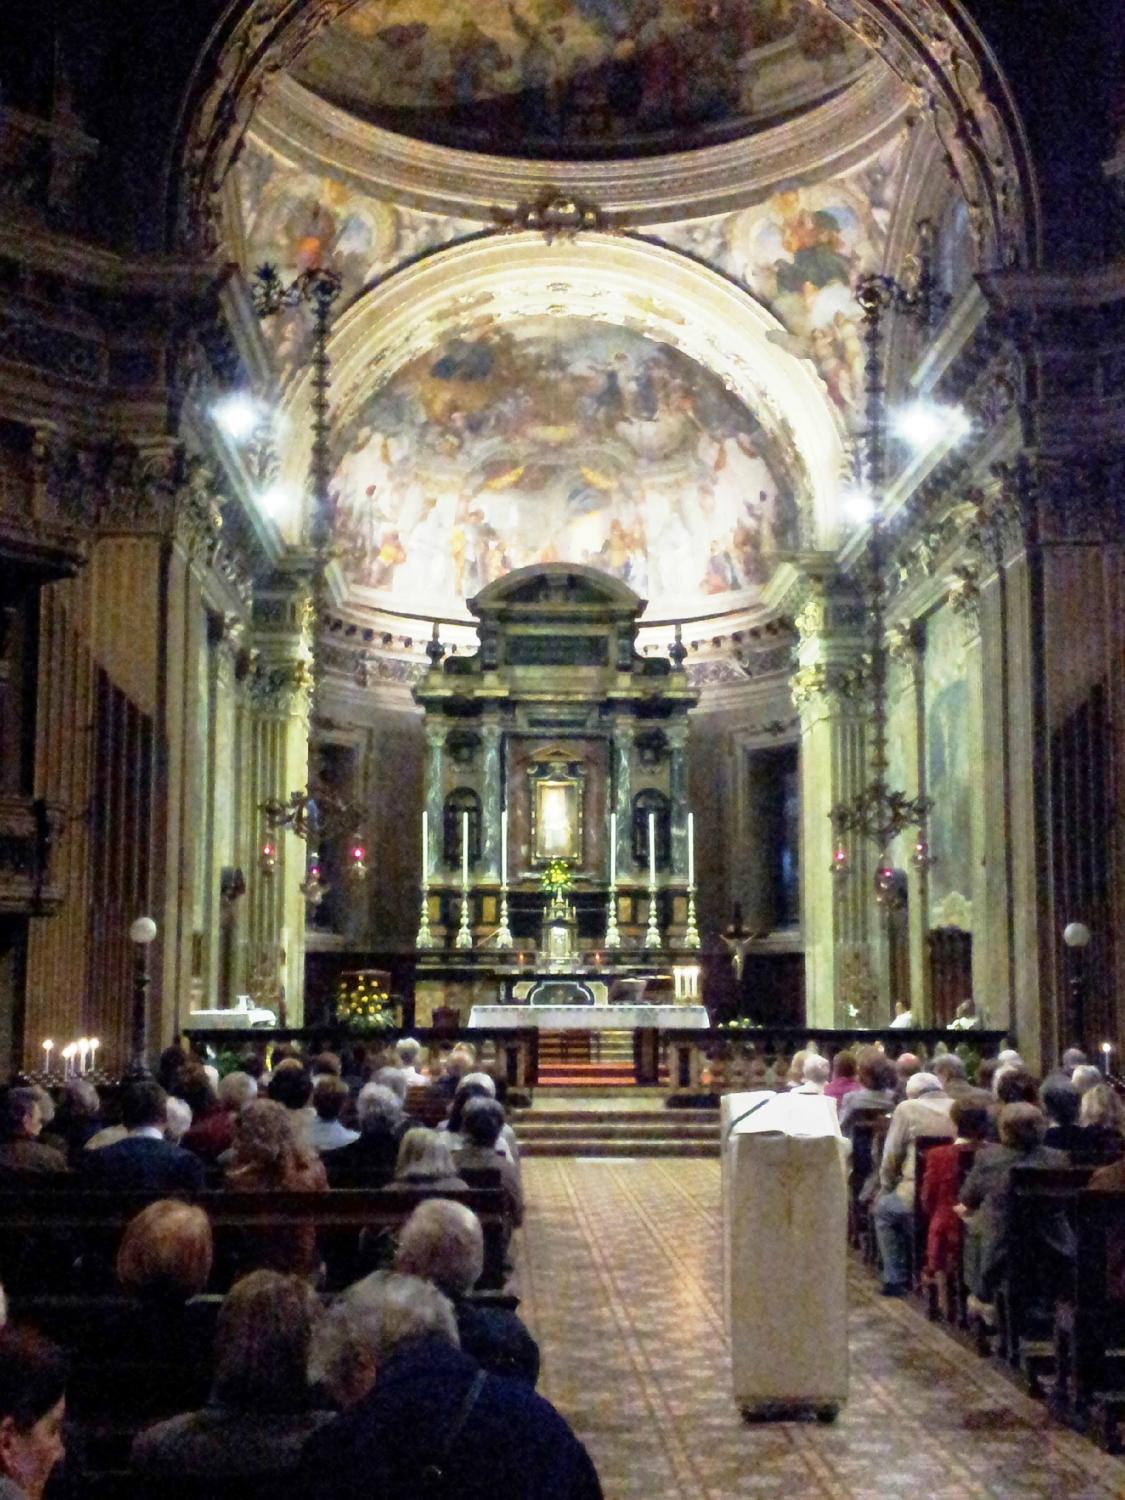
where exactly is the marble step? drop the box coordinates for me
[517,1120,718,1141]
[520,1136,719,1157]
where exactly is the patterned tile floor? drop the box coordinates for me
[515,1158,1125,1500]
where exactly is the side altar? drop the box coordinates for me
[409,564,707,1029]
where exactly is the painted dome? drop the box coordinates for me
[330,316,800,619]
[292,0,870,159]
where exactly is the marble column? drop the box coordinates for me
[667,721,689,882]
[612,720,634,881]
[480,721,502,881]
[424,725,445,877]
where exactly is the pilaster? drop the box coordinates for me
[791,571,870,1027]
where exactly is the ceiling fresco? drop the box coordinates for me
[659,132,906,421]
[233,127,908,420]
[292,0,870,159]
[234,140,479,388]
[329,317,800,618]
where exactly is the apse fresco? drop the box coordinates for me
[661,134,906,421]
[330,319,799,615]
[233,140,477,385]
[293,0,868,158]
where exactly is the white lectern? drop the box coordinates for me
[721,1090,849,1421]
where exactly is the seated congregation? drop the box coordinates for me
[0,1039,586,1500]
[819,1040,1125,1438]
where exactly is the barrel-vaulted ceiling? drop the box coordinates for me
[220,0,965,630]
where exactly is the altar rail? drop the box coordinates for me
[663,1027,1011,1095]
[182,1023,1010,1092]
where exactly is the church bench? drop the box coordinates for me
[995,1164,1098,1394]
[1052,1188,1125,1448]
[0,1185,512,1294]
[845,1109,892,1258]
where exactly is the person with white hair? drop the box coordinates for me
[394,1038,428,1088]
[1060,1047,1088,1073]
[872,1071,955,1295]
[793,1055,831,1094]
[164,1096,193,1145]
[300,1273,602,1500]
[322,1083,407,1184]
[394,1200,539,1386]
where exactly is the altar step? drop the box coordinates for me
[512,1106,719,1157]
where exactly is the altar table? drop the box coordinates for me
[188,1006,278,1030]
[467,1004,709,1030]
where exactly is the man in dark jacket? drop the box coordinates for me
[81,1081,204,1194]
[303,1272,600,1500]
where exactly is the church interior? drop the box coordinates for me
[0,1,1123,1496]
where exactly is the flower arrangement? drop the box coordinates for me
[718,1017,759,1031]
[539,859,574,896]
[336,970,395,1032]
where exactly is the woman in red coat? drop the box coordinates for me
[921,1095,991,1277]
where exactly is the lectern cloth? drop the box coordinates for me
[721,1091,849,1408]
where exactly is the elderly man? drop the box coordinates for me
[394,1199,538,1385]
[872,1071,955,1295]
[303,1272,601,1500]
[931,1053,973,1099]
[394,1037,429,1088]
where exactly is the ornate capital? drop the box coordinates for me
[791,660,867,713]
[249,657,313,716]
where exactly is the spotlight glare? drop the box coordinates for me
[841,486,875,524]
[213,392,262,442]
[891,401,971,453]
[258,481,295,519]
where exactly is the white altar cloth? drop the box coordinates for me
[467,1004,709,1030]
[188,1007,278,1030]
[721,1090,848,1414]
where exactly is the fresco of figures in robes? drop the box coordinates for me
[294,0,868,158]
[329,318,800,615]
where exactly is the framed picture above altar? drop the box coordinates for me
[531,773,583,863]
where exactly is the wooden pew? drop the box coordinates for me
[997,1164,1096,1393]
[1053,1188,1125,1448]
[0,1185,512,1295]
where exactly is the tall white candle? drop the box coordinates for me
[609,812,617,886]
[42,1040,53,1074]
[78,1039,88,1075]
[421,809,429,882]
[462,810,470,886]
[687,811,695,888]
[500,807,508,886]
[648,811,656,887]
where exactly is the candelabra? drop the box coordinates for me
[684,886,701,950]
[415,878,435,949]
[252,263,369,904]
[455,873,474,950]
[645,877,662,950]
[604,882,621,951]
[496,885,513,950]
[828,236,947,885]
